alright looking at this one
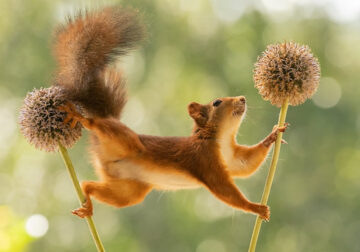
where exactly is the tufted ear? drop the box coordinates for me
[188,102,208,127]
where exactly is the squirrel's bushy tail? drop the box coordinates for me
[53,7,145,118]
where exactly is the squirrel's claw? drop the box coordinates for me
[70,118,78,128]
[278,122,289,133]
[63,114,73,124]
[273,122,289,133]
[71,200,93,218]
[58,102,74,113]
[257,204,270,222]
[72,207,93,218]
[57,102,83,128]
[263,123,290,147]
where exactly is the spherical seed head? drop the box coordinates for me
[19,86,82,152]
[254,42,320,107]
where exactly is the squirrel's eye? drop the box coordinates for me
[213,99,222,107]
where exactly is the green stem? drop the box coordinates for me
[58,143,105,252]
[248,98,289,252]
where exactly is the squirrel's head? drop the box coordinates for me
[188,96,246,139]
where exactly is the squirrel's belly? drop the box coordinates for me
[106,160,200,190]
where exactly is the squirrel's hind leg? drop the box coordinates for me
[59,102,145,156]
[203,173,270,221]
[72,179,152,218]
[58,102,93,129]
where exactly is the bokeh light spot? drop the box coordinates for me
[25,214,49,238]
[312,77,341,108]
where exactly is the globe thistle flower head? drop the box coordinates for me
[254,42,320,107]
[19,86,82,152]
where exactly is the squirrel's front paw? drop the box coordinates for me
[263,123,289,147]
[58,102,84,128]
[277,122,289,133]
[250,204,270,221]
[258,204,270,221]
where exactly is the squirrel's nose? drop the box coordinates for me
[238,96,246,104]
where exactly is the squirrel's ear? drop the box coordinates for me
[188,102,201,116]
[188,102,208,127]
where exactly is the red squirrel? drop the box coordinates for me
[55,7,287,221]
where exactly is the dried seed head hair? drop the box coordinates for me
[19,86,82,152]
[254,42,320,107]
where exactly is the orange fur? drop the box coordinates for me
[60,96,287,221]
[54,7,288,221]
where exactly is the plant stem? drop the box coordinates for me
[58,143,105,252]
[248,98,289,252]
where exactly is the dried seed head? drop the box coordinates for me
[254,42,320,107]
[19,86,82,152]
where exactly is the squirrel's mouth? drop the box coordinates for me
[232,103,246,117]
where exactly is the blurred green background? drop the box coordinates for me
[1,0,359,251]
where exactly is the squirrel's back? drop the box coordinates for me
[53,7,145,118]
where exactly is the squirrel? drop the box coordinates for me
[54,6,288,221]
